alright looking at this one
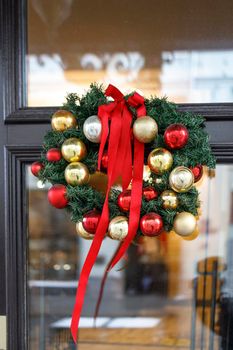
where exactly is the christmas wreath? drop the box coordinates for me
[31,84,215,342]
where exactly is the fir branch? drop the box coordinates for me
[38,84,216,235]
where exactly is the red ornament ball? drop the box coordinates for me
[140,213,163,236]
[164,123,189,149]
[31,161,44,177]
[117,190,131,212]
[48,184,68,209]
[46,148,62,162]
[83,210,101,234]
[101,152,108,171]
[142,187,158,201]
[190,164,203,182]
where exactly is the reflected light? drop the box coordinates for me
[51,317,161,329]
[53,264,61,271]
[53,263,71,271]
[63,264,71,271]
[37,180,45,189]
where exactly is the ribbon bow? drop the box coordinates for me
[71,85,146,343]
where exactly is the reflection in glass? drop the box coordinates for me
[28,165,233,349]
[27,1,233,106]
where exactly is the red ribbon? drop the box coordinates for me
[108,92,146,269]
[70,85,146,343]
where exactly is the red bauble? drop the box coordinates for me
[140,213,163,236]
[31,161,44,177]
[142,187,158,201]
[48,184,68,209]
[101,152,108,171]
[117,190,131,212]
[46,148,62,162]
[190,164,203,182]
[164,123,189,149]
[83,210,101,234]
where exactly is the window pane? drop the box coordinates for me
[28,164,233,349]
[27,0,233,106]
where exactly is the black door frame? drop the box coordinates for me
[1,0,233,349]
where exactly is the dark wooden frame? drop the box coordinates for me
[1,0,233,349]
[4,146,41,350]
[1,1,233,125]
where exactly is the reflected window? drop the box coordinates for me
[27,0,233,106]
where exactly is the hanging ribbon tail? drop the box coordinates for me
[93,87,134,324]
[70,193,109,342]
[93,243,121,323]
[94,249,129,324]
[70,85,146,343]
[109,92,146,270]
[109,139,144,269]
[70,84,127,343]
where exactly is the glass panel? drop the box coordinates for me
[27,164,233,349]
[27,1,233,106]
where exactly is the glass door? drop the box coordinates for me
[25,1,233,348]
[27,164,233,349]
[1,1,233,350]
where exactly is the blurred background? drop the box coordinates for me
[27,165,233,349]
[27,0,233,106]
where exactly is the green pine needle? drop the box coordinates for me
[38,84,216,234]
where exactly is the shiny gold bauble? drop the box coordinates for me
[108,216,128,241]
[76,221,94,240]
[161,190,178,209]
[51,110,77,131]
[147,148,173,174]
[133,116,158,143]
[173,212,197,237]
[61,138,87,162]
[64,162,90,186]
[169,166,194,193]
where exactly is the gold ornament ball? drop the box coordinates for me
[61,137,87,162]
[148,148,173,174]
[169,166,194,193]
[161,190,178,209]
[65,162,90,186]
[173,212,197,237]
[108,216,128,241]
[133,116,158,143]
[76,221,94,240]
[51,110,77,131]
